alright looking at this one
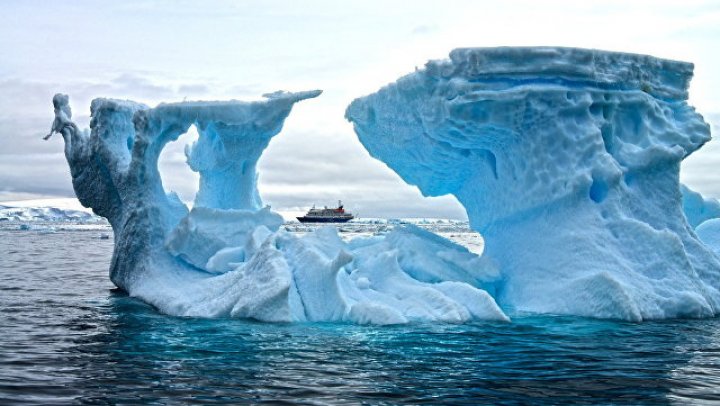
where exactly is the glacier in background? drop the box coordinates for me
[46,90,506,324]
[347,46,720,321]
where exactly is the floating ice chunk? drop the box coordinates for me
[50,91,319,290]
[164,236,294,322]
[385,225,498,290]
[184,90,323,210]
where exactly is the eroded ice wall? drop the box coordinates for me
[185,91,323,210]
[346,47,720,321]
[57,91,321,292]
[50,91,506,324]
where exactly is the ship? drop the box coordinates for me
[296,201,354,223]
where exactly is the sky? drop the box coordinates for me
[0,0,719,219]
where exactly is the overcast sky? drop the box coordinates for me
[1,0,719,219]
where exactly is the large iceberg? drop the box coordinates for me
[48,91,506,324]
[346,47,720,321]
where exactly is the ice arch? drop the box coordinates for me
[48,90,506,324]
[157,125,200,204]
[70,91,324,290]
[346,47,720,321]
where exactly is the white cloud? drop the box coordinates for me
[1,0,719,215]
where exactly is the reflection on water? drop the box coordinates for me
[1,227,720,404]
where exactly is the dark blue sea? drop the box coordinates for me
[2,226,720,404]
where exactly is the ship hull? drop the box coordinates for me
[296,216,353,223]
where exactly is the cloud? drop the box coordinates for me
[0,153,76,197]
[3,75,719,219]
[177,84,211,96]
[153,123,469,218]
[2,0,719,219]
[411,24,438,36]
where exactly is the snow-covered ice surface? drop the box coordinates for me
[347,46,720,321]
[48,90,505,324]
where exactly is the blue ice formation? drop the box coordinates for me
[49,91,506,324]
[682,185,720,257]
[696,220,720,257]
[346,47,720,321]
[682,185,720,229]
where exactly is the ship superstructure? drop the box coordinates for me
[297,201,354,223]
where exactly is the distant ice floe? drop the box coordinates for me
[0,206,101,223]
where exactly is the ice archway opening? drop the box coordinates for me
[157,125,200,206]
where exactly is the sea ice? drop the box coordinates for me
[346,46,720,321]
[48,91,506,324]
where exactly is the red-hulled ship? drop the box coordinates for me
[296,201,354,223]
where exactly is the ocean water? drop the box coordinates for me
[1,226,720,404]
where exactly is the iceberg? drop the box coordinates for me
[346,47,720,321]
[48,91,507,324]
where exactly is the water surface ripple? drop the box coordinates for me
[1,227,720,404]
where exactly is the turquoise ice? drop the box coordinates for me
[346,47,720,321]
